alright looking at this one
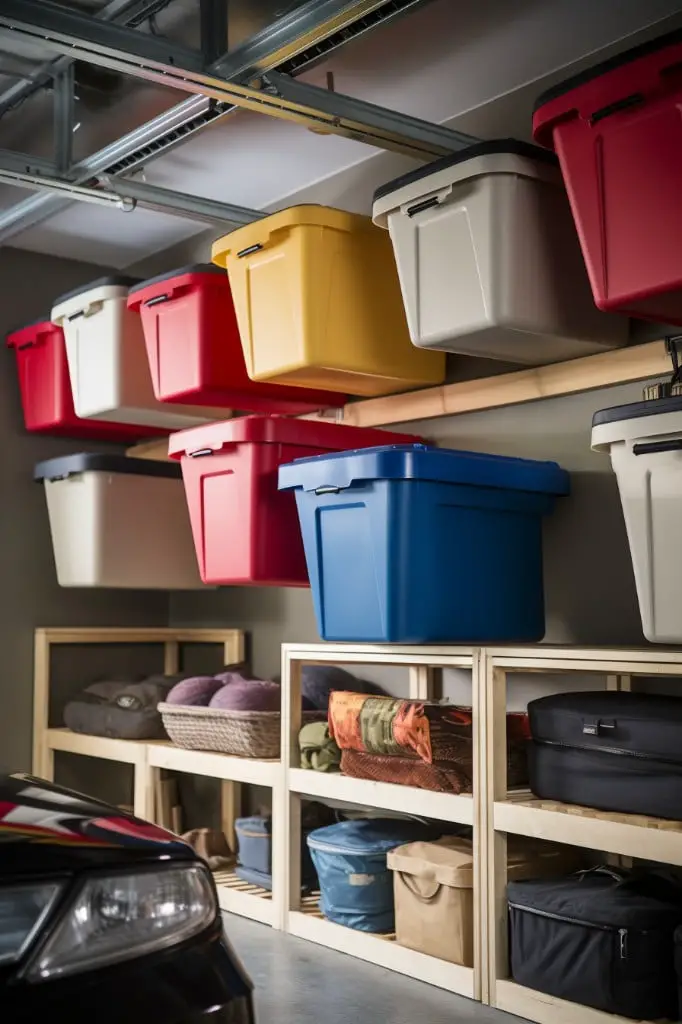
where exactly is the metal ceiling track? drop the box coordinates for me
[0,0,475,241]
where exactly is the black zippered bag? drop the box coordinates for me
[527,690,682,819]
[508,867,682,1019]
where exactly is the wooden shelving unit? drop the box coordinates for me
[280,643,480,1001]
[483,646,682,1024]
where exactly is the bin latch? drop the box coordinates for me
[582,718,615,737]
[314,486,341,495]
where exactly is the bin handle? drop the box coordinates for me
[237,243,264,258]
[187,448,215,458]
[633,438,682,456]
[67,300,104,322]
[397,872,441,901]
[314,486,341,495]
[143,293,171,308]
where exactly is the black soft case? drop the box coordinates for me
[527,690,682,819]
[508,868,682,1019]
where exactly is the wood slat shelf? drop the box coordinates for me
[494,980,644,1024]
[289,767,474,826]
[213,868,275,926]
[304,340,669,428]
[147,741,278,785]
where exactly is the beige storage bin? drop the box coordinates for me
[388,835,581,966]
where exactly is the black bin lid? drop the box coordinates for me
[373,138,558,205]
[34,453,181,483]
[52,275,142,308]
[592,394,682,429]
[534,27,682,112]
[129,264,224,294]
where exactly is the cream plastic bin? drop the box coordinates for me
[388,834,581,967]
[51,276,222,429]
[212,205,445,397]
[592,394,682,643]
[372,139,628,365]
[34,453,205,589]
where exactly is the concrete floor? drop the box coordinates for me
[224,914,516,1024]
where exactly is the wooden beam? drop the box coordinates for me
[305,341,669,428]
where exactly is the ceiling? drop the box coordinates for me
[0,0,680,270]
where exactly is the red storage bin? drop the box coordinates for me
[7,318,165,441]
[533,29,682,323]
[127,265,347,413]
[168,416,422,587]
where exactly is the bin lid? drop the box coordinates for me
[534,27,682,114]
[306,818,439,855]
[34,453,181,483]
[52,275,142,308]
[373,139,557,204]
[7,316,55,346]
[388,836,474,889]
[168,416,420,460]
[128,264,225,295]
[591,395,682,451]
[278,443,570,496]
[212,206,372,266]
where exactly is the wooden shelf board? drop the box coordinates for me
[46,728,147,765]
[489,645,682,673]
[494,796,682,867]
[287,909,475,998]
[289,768,474,825]
[147,741,278,785]
[304,341,669,429]
[214,869,275,926]
[494,979,645,1024]
[37,626,244,648]
[283,642,473,667]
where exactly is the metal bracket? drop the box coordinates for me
[53,63,75,174]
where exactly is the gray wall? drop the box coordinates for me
[169,378,658,680]
[0,247,169,774]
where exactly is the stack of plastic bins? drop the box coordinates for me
[7,318,165,440]
[279,443,570,642]
[128,264,346,414]
[533,29,682,323]
[168,416,422,587]
[372,139,627,364]
[34,453,205,589]
[211,205,446,396]
[51,276,224,429]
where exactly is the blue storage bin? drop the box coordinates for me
[235,815,318,891]
[278,444,569,643]
[307,818,442,933]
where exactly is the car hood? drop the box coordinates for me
[0,773,191,876]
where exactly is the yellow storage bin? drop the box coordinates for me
[211,205,445,396]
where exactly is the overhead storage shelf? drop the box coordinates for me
[306,340,670,428]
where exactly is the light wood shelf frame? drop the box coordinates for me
[33,627,245,822]
[280,642,480,1001]
[483,646,682,1024]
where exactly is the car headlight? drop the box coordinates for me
[0,883,62,965]
[27,864,217,981]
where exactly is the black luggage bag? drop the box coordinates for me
[508,867,682,1020]
[527,690,682,819]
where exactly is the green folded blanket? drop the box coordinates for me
[299,721,341,772]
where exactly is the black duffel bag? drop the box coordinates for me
[508,866,682,1020]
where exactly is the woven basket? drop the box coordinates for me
[158,703,324,759]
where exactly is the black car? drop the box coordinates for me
[0,772,255,1023]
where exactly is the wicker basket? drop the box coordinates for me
[158,703,324,759]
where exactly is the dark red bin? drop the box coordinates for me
[533,28,682,323]
[168,416,422,588]
[7,318,165,441]
[128,265,347,413]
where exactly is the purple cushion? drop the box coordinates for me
[209,679,281,712]
[166,676,223,707]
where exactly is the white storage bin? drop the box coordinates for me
[51,277,219,429]
[592,396,682,642]
[34,453,206,589]
[372,139,628,365]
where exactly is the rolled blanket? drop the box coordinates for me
[299,721,341,772]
